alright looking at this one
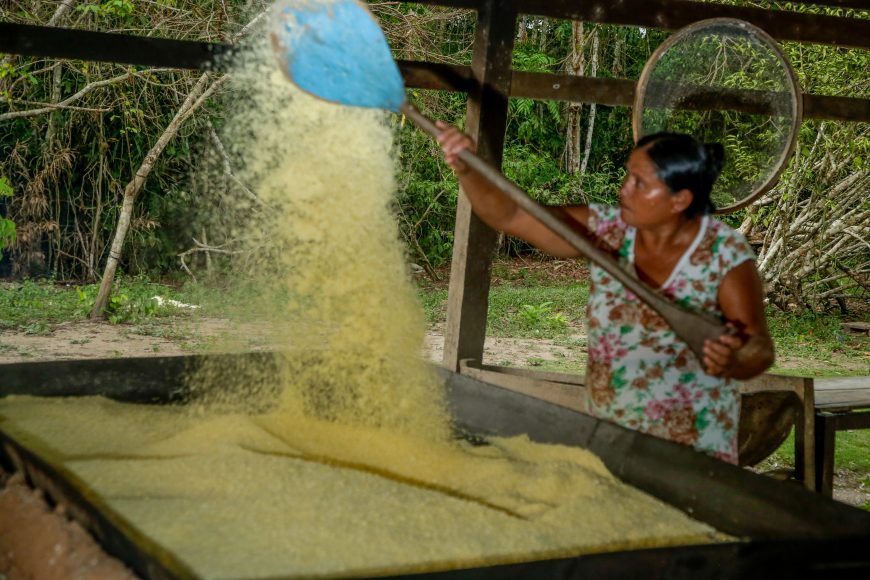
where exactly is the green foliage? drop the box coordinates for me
[518,301,569,334]
[486,282,585,339]
[0,277,193,330]
[76,0,135,19]
[767,308,869,374]
[0,1,239,280]
[759,428,870,476]
[0,176,15,250]
[0,279,84,330]
[75,278,184,324]
[0,219,15,251]
[417,287,448,326]
[0,177,12,197]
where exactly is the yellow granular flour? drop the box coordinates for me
[184,28,450,443]
[0,395,727,579]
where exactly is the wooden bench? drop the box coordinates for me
[814,377,870,497]
[457,360,816,489]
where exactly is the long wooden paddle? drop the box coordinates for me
[269,0,727,362]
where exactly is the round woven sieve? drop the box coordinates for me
[633,18,802,214]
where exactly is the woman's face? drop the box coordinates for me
[619,148,684,228]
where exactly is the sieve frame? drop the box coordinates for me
[632,17,803,215]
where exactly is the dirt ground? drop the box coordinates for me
[0,318,583,369]
[0,471,136,580]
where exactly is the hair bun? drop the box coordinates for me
[704,143,725,177]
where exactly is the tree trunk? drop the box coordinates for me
[578,26,600,175]
[565,21,585,174]
[90,73,222,318]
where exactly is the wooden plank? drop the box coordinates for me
[740,373,812,395]
[804,93,870,123]
[458,359,585,411]
[397,60,477,93]
[779,0,870,9]
[510,71,635,106]
[815,390,870,411]
[815,414,837,496]
[442,0,517,372]
[464,360,585,385]
[0,22,227,70]
[827,411,870,431]
[401,64,870,123]
[4,22,868,123]
[518,0,870,49]
[815,376,870,390]
[413,1,870,48]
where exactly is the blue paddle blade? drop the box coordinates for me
[271,0,406,112]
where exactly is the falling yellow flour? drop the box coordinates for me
[0,395,727,579]
[184,27,450,443]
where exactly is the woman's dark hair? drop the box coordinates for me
[635,132,725,218]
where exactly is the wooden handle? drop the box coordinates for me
[400,101,726,361]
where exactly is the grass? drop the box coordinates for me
[487,282,587,339]
[766,309,870,376]
[1,273,865,373]
[420,280,587,340]
[417,279,868,371]
[759,429,870,473]
[0,278,199,330]
[756,428,870,510]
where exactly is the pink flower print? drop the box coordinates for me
[644,398,672,421]
[589,333,629,362]
[673,382,703,404]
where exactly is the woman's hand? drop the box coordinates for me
[702,331,744,378]
[435,121,475,176]
[711,261,775,380]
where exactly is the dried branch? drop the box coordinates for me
[178,236,242,282]
[0,69,173,122]
[206,120,267,207]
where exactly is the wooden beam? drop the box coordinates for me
[0,22,227,70]
[442,0,517,372]
[779,0,870,9]
[412,0,870,49]
[803,93,870,122]
[399,63,870,123]
[510,71,635,106]
[397,60,477,93]
[519,0,870,49]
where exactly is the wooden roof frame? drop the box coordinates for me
[0,1,867,373]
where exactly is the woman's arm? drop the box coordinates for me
[703,260,775,380]
[436,122,590,258]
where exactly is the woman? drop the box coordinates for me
[436,123,774,463]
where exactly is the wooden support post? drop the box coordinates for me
[442,0,517,372]
[814,410,870,497]
[794,377,816,491]
[815,413,836,497]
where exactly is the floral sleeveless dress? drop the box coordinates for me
[584,204,756,463]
